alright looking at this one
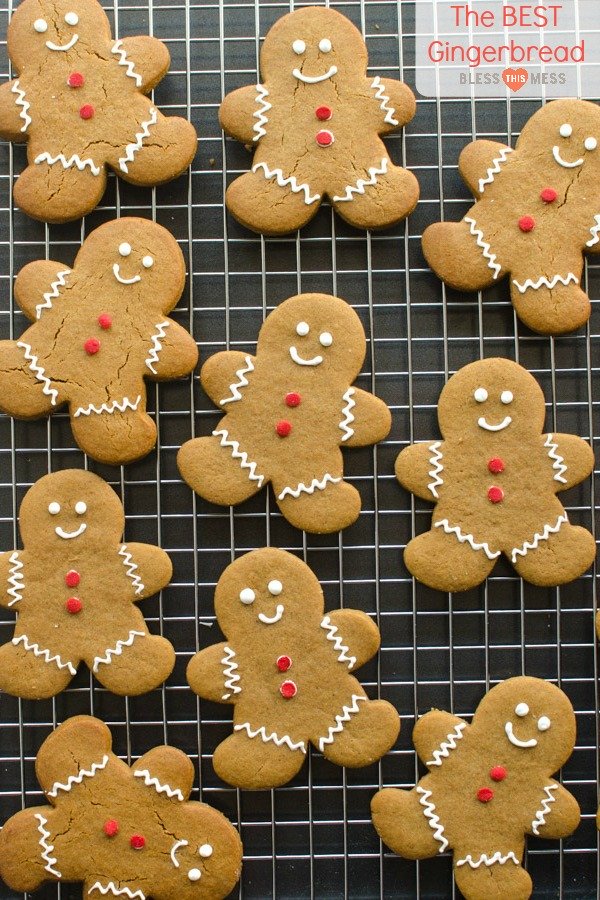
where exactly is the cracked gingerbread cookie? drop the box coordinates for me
[219,5,418,234]
[0,715,243,898]
[395,358,595,592]
[0,217,198,465]
[0,0,197,223]
[177,293,391,534]
[372,676,580,900]
[187,548,399,789]
[0,469,175,699]
[422,99,600,334]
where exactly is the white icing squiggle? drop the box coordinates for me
[333,157,388,203]
[318,694,366,751]
[92,630,145,673]
[339,387,356,442]
[74,395,141,417]
[416,786,448,852]
[434,518,500,560]
[278,474,341,500]
[35,269,71,319]
[252,161,320,205]
[34,152,101,176]
[145,320,171,374]
[13,634,76,675]
[510,514,568,563]
[111,39,143,87]
[134,769,184,801]
[220,356,254,405]
[586,214,600,248]
[234,721,306,753]
[531,783,558,835]
[48,754,109,797]
[320,615,356,669]
[11,80,31,132]
[252,84,271,140]
[464,217,501,278]
[88,884,146,900]
[456,851,520,868]
[118,107,158,174]
[370,76,398,126]
[7,550,24,606]
[477,146,513,194]
[427,441,444,499]
[544,434,567,484]
[118,545,145,596]
[170,838,189,866]
[35,812,61,877]
[221,645,241,699]
[512,273,579,294]
[17,341,58,405]
[213,428,265,487]
[426,722,467,767]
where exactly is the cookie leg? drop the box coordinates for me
[0,806,57,891]
[177,435,263,505]
[13,163,107,224]
[317,698,399,767]
[422,220,503,290]
[371,787,440,858]
[0,640,74,699]
[0,341,57,417]
[212,731,306,789]
[404,529,496,592]
[225,170,318,235]
[511,523,596,586]
[331,163,419,230]
[88,633,175,695]
[509,278,590,334]
[275,479,362,533]
[454,860,532,900]
[117,115,197,185]
[70,407,157,465]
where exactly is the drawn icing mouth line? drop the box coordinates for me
[293,65,338,84]
[46,34,79,51]
[289,346,323,366]
[552,146,584,168]
[55,523,87,540]
[505,720,537,748]
[478,415,512,432]
[258,604,284,625]
[113,263,141,285]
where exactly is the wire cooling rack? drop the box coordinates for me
[0,0,598,897]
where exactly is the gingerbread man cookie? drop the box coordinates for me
[220,5,418,234]
[0,217,198,465]
[0,469,175,699]
[0,716,243,898]
[395,358,595,592]
[177,293,391,534]
[422,99,600,334]
[187,548,399,789]
[372,677,580,900]
[0,0,197,223]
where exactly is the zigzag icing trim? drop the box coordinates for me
[111,39,143,87]
[531,783,558,835]
[118,107,158,174]
[145,321,170,374]
[510,514,567,563]
[88,884,146,900]
[477,146,513,194]
[92,630,145,673]
[464,216,501,278]
[221,645,241,699]
[118,545,145,596]
[74,395,141,417]
[512,273,578,294]
[35,812,61,878]
[456,851,520,868]
[133,769,184,801]
[48,754,109,797]
[318,694,366,751]
[586,214,600,247]
[339,387,356,442]
[333,157,388,202]
[17,341,58,405]
[12,80,31,132]
[370,76,399,126]
[252,83,271,140]
[36,269,71,319]
[544,433,567,484]
[252,161,320,205]
[278,473,341,500]
[320,615,356,669]
[213,428,265,487]
[416,786,448,852]
[426,721,467,767]
[234,721,306,753]
[427,441,444,499]
[220,355,254,405]
[34,152,101,176]
[13,634,76,675]
[7,550,24,606]
[434,518,500,560]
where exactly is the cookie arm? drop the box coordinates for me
[527,779,580,839]
[35,716,113,795]
[187,642,237,704]
[132,746,195,800]
[322,609,380,670]
[0,549,21,608]
[14,261,72,323]
[119,542,172,600]
[0,78,30,142]
[412,709,468,766]
[395,441,444,502]
[113,36,171,93]
[200,350,257,407]
[543,433,595,492]
[370,77,416,133]
[458,140,513,198]
[341,388,391,447]
[145,319,199,380]
[219,84,263,144]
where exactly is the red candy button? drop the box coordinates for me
[79,104,94,120]
[487,457,505,474]
[285,392,301,408]
[477,787,494,803]
[276,420,292,437]
[490,766,507,782]
[518,215,535,232]
[130,835,146,850]
[315,105,332,121]
[84,338,100,355]
[280,680,297,699]
[66,597,82,614]
[487,486,504,504]
[65,570,80,588]
[67,72,84,88]
[103,820,119,837]
[316,129,334,147]
[540,187,557,203]
[277,655,292,672]
[98,313,112,330]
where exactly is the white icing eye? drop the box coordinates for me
[268,580,283,596]
[474,387,488,403]
[585,136,597,151]
[48,501,61,515]
[188,868,202,882]
[319,38,332,53]
[319,331,333,347]
[515,702,529,717]
[500,390,513,405]
[292,39,306,55]
[119,242,132,257]
[239,588,255,605]
[33,18,48,33]
[296,321,310,336]
[142,255,154,269]
[198,844,213,858]
[537,716,551,732]
[559,123,573,138]
[75,501,87,515]
[64,11,79,25]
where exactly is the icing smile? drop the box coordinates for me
[258,604,284,625]
[112,264,141,285]
[55,523,87,540]
[504,720,537,748]
[293,65,338,84]
[46,34,79,51]
[552,146,584,169]
[289,346,323,366]
[478,415,512,432]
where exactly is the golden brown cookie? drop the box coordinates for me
[422,99,600,334]
[0,217,198,465]
[0,715,243,897]
[0,469,175,699]
[0,0,197,222]
[395,358,595,591]
[177,293,391,534]
[187,548,399,789]
[220,5,418,234]
[372,677,580,900]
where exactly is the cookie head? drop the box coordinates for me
[518,99,600,174]
[8,0,111,68]
[437,358,546,440]
[18,469,124,548]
